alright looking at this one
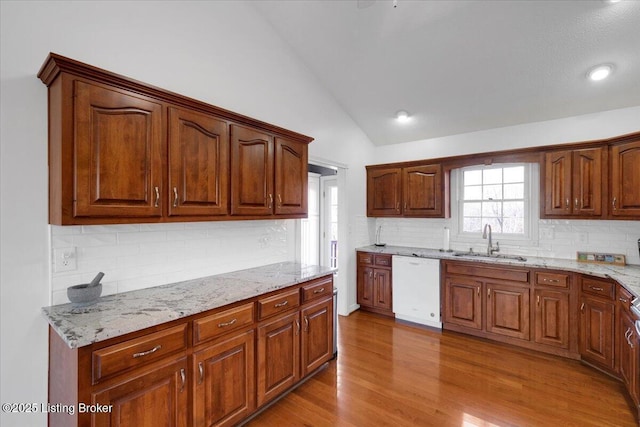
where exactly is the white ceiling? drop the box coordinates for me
[251,0,640,146]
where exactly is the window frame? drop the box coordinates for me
[451,162,539,247]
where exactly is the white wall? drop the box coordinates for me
[0,2,374,425]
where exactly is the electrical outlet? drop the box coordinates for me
[53,247,77,272]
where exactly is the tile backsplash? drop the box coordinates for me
[50,220,295,305]
[374,218,640,266]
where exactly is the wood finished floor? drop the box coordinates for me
[246,310,636,427]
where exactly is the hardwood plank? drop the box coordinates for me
[245,311,636,426]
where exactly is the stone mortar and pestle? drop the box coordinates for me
[67,272,104,306]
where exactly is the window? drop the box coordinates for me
[459,164,529,236]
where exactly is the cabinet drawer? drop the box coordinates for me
[301,275,334,303]
[92,323,188,383]
[535,271,569,289]
[258,288,300,320]
[374,254,392,267]
[617,285,634,313]
[445,262,529,283]
[194,302,254,345]
[358,252,373,265]
[581,277,615,300]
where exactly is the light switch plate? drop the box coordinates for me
[53,247,77,272]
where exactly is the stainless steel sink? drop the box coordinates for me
[452,252,527,262]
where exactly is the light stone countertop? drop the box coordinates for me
[42,262,336,349]
[357,244,640,300]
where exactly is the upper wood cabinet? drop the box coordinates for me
[542,147,604,218]
[168,107,229,217]
[74,80,164,219]
[366,163,448,218]
[230,127,308,216]
[38,53,312,225]
[610,139,640,217]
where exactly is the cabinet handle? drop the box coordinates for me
[404,202,407,211]
[619,297,628,304]
[396,202,400,212]
[277,194,282,207]
[154,186,160,208]
[369,271,373,279]
[537,295,540,306]
[274,300,288,308]
[296,319,300,335]
[477,288,480,297]
[132,344,161,358]
[374,273,377,281]
[173,187,178,208]
[198,361,204,384]
[612,197,617,210]
[542,278,559,283]
[580,302,585,312]
[268,194,273,208]
[574,198,578,209]
[217,318,237,328]
[304,316,309,332]
[565,198,569,209]
[180,368,186,392]
[626,327,634,348]
[313,287,325,294]
[487,288,490,298]
[588,286,604,292]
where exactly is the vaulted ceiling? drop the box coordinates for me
[252,0,640,146]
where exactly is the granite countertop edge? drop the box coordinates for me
[357,245,640,300]
[42,262,336,349]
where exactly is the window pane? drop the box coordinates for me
[483,168,502,184]
[482,201,501,217]
[464,185,482,200]
[484,217,502,233]
[503,201,524,218]
[464,169,482,185]
[503,166,524,183]
[504,183,524,199]
[483,184,502,200]
[463,217,482,233]
[463,202,482,217]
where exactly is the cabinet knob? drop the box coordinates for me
[173,187,178,208]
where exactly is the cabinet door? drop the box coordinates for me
[274,137,307,215]
[402,164,443,217]
[301,297,333,377]
[168,107,229,217]
[357,265,374,308]
[572,147,603,216]
[367,168,402,217]
[74,80,163,218]
[579,296,615,371]
[486,282,530,340]
[618,310,637,400]
[257,312,300,407]
[543,150,572,216]
[443,277,482,330]
[92,358,188,427]
[610,140,640,217]
[534,289,570,349]
[374,268,393,311]
[193,330,255,427]
[230,125,274,216]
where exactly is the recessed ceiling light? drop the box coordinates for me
[396,110,410,123]
[587,64,613,81]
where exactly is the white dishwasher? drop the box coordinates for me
[392,255,441,329]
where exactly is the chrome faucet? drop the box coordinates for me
[482,224,500,256]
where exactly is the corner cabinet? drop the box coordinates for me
[38,53,312,225]
[366,163,448,218]
[610,139,640,217]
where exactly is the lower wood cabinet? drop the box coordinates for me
[48,274,334,427]
[92,357,189,427]
[443,276,482,330]
[357,252,393,317]
[533,289,570,349]
[193,330,255,427]
[579,276,616,373]
[486,281,530,340]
